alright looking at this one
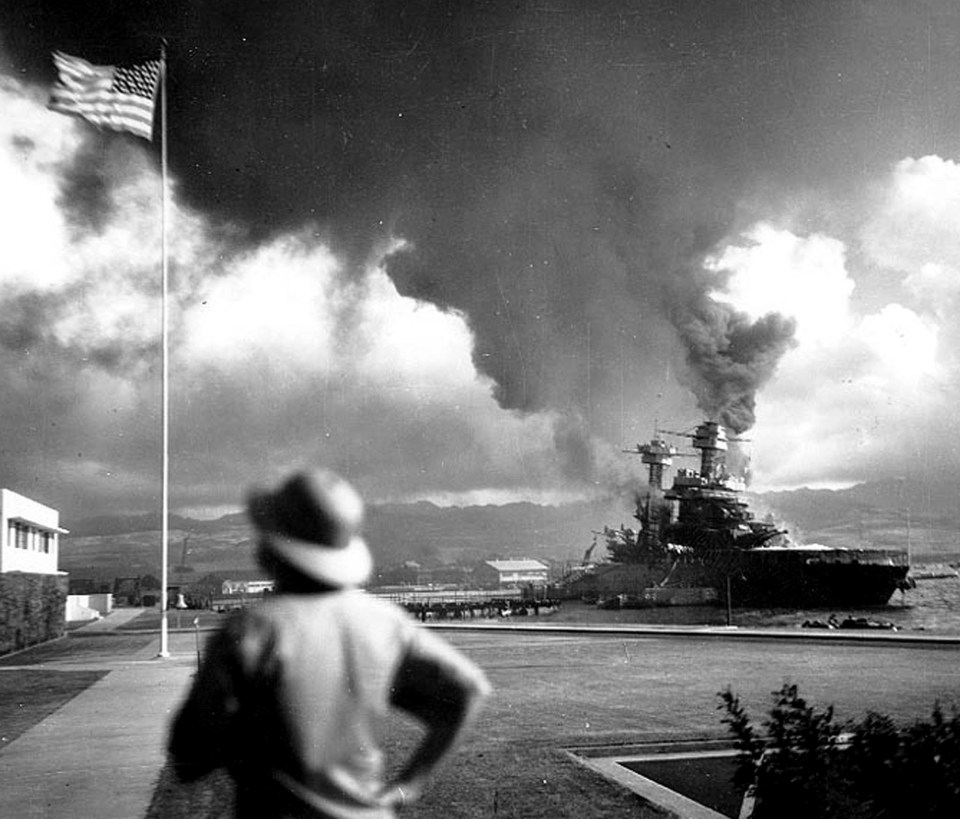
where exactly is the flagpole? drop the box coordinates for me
[158,41,170,658]
[47,50,170,652]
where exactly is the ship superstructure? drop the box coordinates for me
[657,421,783,552]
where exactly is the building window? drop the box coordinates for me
[6,522,51,551]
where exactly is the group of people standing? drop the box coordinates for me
[403,597,561,621]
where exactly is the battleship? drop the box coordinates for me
[563,421,912,609]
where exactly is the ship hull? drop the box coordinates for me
[723,547,910,608]
[558,547,910,609]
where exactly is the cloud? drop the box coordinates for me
[706,224,854,347]
[862,156,960,278]
[862,157,960,336]
[0,77,77,291]
[859,155,960,381]
[0,73,618,518]
[3,2,808,446]
[708,160,957,489]
[5,3,960,520]
[180,237,344,373]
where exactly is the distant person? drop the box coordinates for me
[168,468,491,818]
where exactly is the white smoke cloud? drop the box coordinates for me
[180,237,343,372]
[9,54,960,518]
[707,157,960,489]
[705,224,854,347]
[0,75,575,518]
[862,156,960,280]
[0,77,78,290]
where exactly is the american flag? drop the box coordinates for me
[49,52,161,141]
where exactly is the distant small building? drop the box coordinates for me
[221,574,275,595]
[475,559,549,589]
[0,488,68,576]
[66,593,113,622]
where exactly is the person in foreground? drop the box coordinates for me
[168,468,491,818]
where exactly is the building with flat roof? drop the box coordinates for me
[0,488,68,576]
[475,559,549,589]
[221,570,275,596]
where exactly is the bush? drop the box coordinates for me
[719,684,960,819]
[0,572,67,655]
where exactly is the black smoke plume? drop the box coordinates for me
[676,302,797,434]
[1,1,800,449]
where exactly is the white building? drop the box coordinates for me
[0,488,68,576]
[221,578,275,595]
[476,559,549,588]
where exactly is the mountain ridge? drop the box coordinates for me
[59,480,960,579]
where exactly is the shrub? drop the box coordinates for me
[0,572,67,655]
[719,684,960,819]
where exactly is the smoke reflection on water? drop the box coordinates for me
[549,577,960,635]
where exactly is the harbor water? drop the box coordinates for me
[547,574,960,635]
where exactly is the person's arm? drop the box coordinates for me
[382,632,490,806]
[168,612,272,781]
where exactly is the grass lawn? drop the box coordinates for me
[145,736,662,819]
[142,623,960,817]
[0,631,157,749]
[0,633,156,666]
[0,634,153,749]
[145,631,684,818]
[0,668,107,748]
[119,609,228,631]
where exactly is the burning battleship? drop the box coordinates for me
[564,421,911,609]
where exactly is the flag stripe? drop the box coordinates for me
[49,88,155,117]
[48,51,160,141]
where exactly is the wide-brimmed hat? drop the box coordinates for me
[247,469,372,588]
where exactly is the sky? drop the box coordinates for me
[2,1,960,521]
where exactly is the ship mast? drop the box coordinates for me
[657,421,750,489]
[630,437,678,489]
[692,421,728,484]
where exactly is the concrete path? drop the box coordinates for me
[0,632,196,819]
[72,606,151,633]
